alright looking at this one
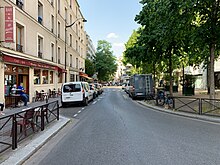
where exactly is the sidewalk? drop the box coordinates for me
[0,97,70,165]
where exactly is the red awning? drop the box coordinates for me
[79,72,93,80]
[3,52,59,70]
[58,67,67,73]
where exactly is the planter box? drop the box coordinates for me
[182,86,195,96]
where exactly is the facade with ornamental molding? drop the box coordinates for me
[0,0,87,106]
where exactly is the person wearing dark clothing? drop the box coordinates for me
[17,83,29,106]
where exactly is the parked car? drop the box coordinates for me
[94,83,103,95]
[89,84,98,98]
[61,81,93,107]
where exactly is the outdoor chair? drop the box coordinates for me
[35,105,49,124]
[35,91,41,101]
[17,109,35,136]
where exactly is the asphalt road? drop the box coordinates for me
[23,87,220,165]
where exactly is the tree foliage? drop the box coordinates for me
[85,58,96,77]
[94,40,117,82]
[124,0,220,98]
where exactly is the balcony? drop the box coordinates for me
[16,44,23,52]
[16,0,23,9]
[38,52,42,58]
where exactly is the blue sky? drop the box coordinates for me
[77,0,142,57]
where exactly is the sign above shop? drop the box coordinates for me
[3,55,58,70]
[5,6,14,43]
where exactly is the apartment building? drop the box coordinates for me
[0,0,87,105]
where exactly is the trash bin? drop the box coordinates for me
[0,102,4,111]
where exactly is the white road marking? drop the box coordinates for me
[123,94,128,99]
[97,99,101,101]
[92,101,97,104]
[81,108,85,110]
[78,110,81,114]
[73,114,78,117]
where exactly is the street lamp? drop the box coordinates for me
[65,18,87,82]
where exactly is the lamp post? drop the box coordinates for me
[64,18,87,82]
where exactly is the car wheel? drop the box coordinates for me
[62,102,67,108]
[84,98,88,106]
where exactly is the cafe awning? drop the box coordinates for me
[79,72,93,80]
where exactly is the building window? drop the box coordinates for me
[65,8,67,23]
[70,14,72,24]
[58,72,62,83]
[42,70,48,84]
[51,0,54,6]
[58,47,61,64]
[51,15,54,33]
[38,36,43,58]
[70,74,75,82]
[70,0,72,8]
[38,2,43,24]
[58,21,60,38]
[34,69,41,84]
[70,54,72,67]
[76,58,78,69]
[51,43,54,62]
[16,0,24,9]
[49,71,53,84]
[76,24,78,36]
[58,0,60,14]
[16,23,24,52]
[70,34,72,47]
[76,40,78,52]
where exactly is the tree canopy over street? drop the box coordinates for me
[94,40,117,82]
[123,0,220,98]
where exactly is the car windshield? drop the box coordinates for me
[63,84,81,92]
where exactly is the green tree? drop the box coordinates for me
[188,0,220,99]
[95,40,117,82]
[85,58,96,77]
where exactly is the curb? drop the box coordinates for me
[1,116,70,165]
[137,101,220,124]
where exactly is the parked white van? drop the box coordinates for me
[61,82,93,107]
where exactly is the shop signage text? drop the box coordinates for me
[5,6,14,43]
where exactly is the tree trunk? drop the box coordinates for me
[209,44,215,99]
[169,50,173,96]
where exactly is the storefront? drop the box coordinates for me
[79,72,93,82]
[2,52,65,106]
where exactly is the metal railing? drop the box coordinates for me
[155,96,220,117]
[0,101,59,153]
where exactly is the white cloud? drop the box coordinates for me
[113,43,124,47]
[107,33,119,39]
[112,42,125,57]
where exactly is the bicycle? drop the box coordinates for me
[164,93,173,109]
[156,90,165,106]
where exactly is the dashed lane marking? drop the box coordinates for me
[123,94,128,99]
[92,101,97,105]
[78,110,81,114]
[73,114,78,117]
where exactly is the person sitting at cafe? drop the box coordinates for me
[17,83,29,106]
[11,84,17,94]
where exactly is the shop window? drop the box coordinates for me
[34,69,41,84]
[58,72,62,83]
[42,70,48,84]
[5,75,17,96]
[49,71,53,84]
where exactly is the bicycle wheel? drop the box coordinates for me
[156,97,165,106]
[167,98,173,109]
